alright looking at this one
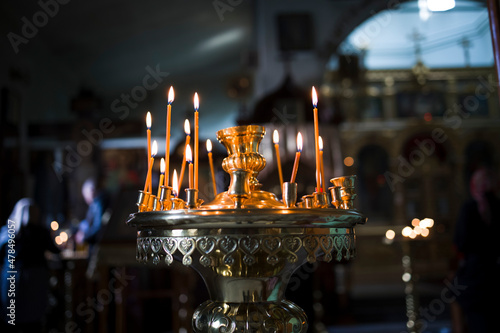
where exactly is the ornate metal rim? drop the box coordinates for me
[127,208,367,229]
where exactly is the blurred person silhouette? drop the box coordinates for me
[75,177,109,250]
[0,198,60,332]
[454,167,500,333]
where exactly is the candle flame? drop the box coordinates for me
[319,136,323,151]
[184,119,191,135]
[206,139,212,153]
[152,140,158,157]
[273,130,279,144]
[312,86,318,107]
[168,86,174,104]
[172,169,178,197]
[194,92,199,111]
[297,132,303,152]
[186,144,192,163]
[146,111,152,129]
[160,158,165,174]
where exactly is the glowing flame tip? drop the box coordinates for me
[168,86,174,104]
[194,92,199,111]
[297,132,303,152]
[206,139,212,152]
[160,158,165,174]
[152,140,158,157]
[172,169,178,197]
[186,144,192,163]
[273,130,279,144]
[312,86,318,107]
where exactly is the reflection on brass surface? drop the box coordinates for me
[127,125,366,333]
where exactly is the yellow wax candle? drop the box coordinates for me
[319,136,325,192]
[143,140,157,193]
[186,144,193,189]
[157,158,165,198]
[290,132,303,184]
[312,87,321,192]
[165,86,174,187]
[206,139,217,198]
[146,111,152,176]
[194,93,199,191]
[179,119,190,194]
[148,140,158,193]
[273,130,284,189]
[143,157,153,193]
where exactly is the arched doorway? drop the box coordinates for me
[357,145,392,222]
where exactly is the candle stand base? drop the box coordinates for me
[128,209,363,332]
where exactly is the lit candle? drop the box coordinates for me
[207,139,217,198]
[194,93,199,191]
[165,86,174,187]
[319,136,325,192]
[143,140,158,193]
[157,158,165,198]
[290,132,303,183]
[273,130,284,189]
[146,111,152,176]
[186,143,193,189]
[179,119,191,194]
[172,169,179,198]
[312,86,321,192]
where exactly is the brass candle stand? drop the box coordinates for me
[127,125,366,332]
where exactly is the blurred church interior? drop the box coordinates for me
[1,0,499,332]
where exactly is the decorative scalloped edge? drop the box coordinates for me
[136,233,356,266]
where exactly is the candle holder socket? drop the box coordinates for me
[340,187,357,210]
[136,190,148,212]
[159,186,173,211]
[185,189,199,209]
[282,182,297,208]
[329,186,343,209]
[330,176,357,209]
[313,192,329,208]
[147,194,156,212]
[170,197,184,210]
[152,196,160,211]
[302,194,314,208]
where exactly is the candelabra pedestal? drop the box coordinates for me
[127,125,366,332]
[127,209,365,332]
